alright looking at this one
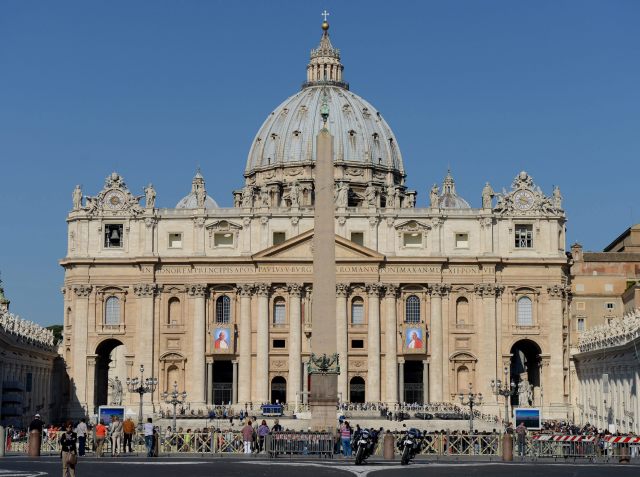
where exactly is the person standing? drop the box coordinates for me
[123,417,135,453]
[75,419,87,457]
[110,416,123,456]
[60,421,78,477]
[144,418,155,457]
[340,421,352,457]
[242,420,253,454]
[516,422,527,458]
[94,420,107,458]
[257,420,270,453]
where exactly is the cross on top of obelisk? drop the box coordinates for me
[321,10,330,22]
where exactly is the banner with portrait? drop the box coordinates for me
[212,326,233,353]
[404,326,426,353]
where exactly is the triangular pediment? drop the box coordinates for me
[253,229,384,262]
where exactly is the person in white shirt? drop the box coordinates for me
[144,418,155,457]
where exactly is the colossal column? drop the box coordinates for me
[72,284,92,415]
[336,283,349,402]
[186,283,206,406]
[237,284,253,404]
[255,282,270,403]
[384,284,398,404]
[475,284,497,401]
[429,284,443,402]
[547,285,567,409]
[287,283,303,405]
[367,283,382,402]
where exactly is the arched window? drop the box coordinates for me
[351,297,364,325]
[105,297,120,325]
[405,295,420,323]
[517,296,533,326]
[456,297,469,325]
[216,296,230,324]
[168,297,181,325]
[349,376,366,403]
[273,298,286,325]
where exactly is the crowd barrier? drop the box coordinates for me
[4,430,640,461]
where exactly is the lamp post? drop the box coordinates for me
[459,383,483,433]
[126,364,158,430]
[490,366,516,429]
[161,381,187,432]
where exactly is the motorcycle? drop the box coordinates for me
[353,428,380,465]
[398,427,422,465]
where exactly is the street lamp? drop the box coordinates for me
[161,381,187,431]
[459,383,483,433]
[126,364,158,430]
[490,366,516,429]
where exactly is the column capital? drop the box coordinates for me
[384,284,399,298]
[255,282,271,297]
[134,283,160,297]
[237,283,254,296]
[366,282,384,296]
[429,283,451,297]
[144,217,158,229]
[336,283,350,297]
[473,283,504,297]
[288,283,304,297]
[186,283,207,297]
[547,284,570,299]
[72,284,93,297]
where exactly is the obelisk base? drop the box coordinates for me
[309,373,338,433]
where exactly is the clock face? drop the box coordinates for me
[102,190,126,210]
[513,190,534,211]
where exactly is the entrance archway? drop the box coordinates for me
[349,376,365,403]
[213,361,233,405]
[510,339,541,407]
[271,376,286,404]
[94,339,126,411]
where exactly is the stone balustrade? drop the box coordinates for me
[577,308,640,352]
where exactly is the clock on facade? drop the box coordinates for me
[513,190,534,211]
[102,190,126,210]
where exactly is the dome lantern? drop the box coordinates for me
[302,13,348,90]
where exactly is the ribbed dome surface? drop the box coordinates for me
[245,86,404,174]
[175,194,219,209]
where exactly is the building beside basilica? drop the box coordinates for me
[61,20,572,420]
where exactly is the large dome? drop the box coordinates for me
[244,20,404,180]
[245,86,404,175]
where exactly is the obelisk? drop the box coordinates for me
[308,90,339,432]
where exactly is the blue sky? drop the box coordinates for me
[1,1,639,326]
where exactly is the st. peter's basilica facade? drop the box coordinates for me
[61,20,571,420]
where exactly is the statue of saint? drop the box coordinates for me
[335,182,349,207]
[517,377,531,407]
[260,188,271,208]
[430,184,439,208]
[482,182,494,209]
[144,183,156,209]
[195,185,206,207]
[289,181,300,207]
[553,186,562,210]
[72,185,83,210]
[364,184,377,208]
[241,187,253,208]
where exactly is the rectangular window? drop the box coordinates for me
[515,224,533,248]
[577,318,585,332]
[104,224,123,248]
[350,232,364,246]
[272,339,286,349]
[605,302,615,311]
[455,233,469,248]
[403,232,422,248]
[273,232,286,245]
[168,233,182,248]
[213,232,234,248]
[576,302,585,311]
[351,339,364,349]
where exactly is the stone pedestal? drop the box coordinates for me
[309,373,338,433]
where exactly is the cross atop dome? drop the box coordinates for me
[302,13,348,90]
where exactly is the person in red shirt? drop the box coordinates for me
[94,420,107,457]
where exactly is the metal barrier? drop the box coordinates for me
[531,435,598,461]
[266,432,334,458]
